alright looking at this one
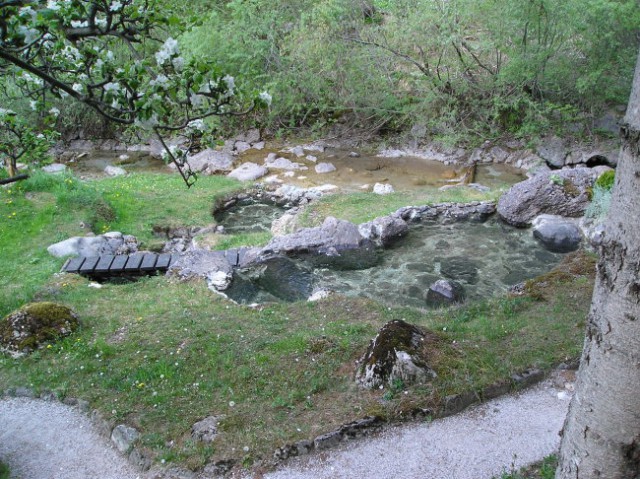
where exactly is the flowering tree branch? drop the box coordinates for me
[0,0,272,187]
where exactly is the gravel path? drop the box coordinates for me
[0,397,141,479]
[0,376,573,479]
[259,378,573,479]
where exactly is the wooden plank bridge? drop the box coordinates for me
[61,253,176,278]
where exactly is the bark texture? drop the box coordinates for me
[557,52,640,479]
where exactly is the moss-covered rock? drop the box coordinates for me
[355,320,438,389]
[0,302,79,356]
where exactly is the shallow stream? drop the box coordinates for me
[224,218,565,309]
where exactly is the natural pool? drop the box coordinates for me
[223,218,565,309]
[213,198,285,234]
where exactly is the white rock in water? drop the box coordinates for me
[42,163,66,174]
[104,165,127,177]
[315,162,336,174]
[373,183,394,195]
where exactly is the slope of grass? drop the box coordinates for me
[0,171,594,473]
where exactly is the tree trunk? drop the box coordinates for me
[556,52,640,479]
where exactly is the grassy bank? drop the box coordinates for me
[0,171,594,471]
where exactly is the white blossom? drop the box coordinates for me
[259,91,272,106]
[0,108,16,117]
[95,17,108,28]
[155,37,179,66]
[18,25,40,45]
[47,1,61,10]
[30,100,38,111]
[187,119,206,132]
[171,56,185,71]
[70,20,89,28]
[190,94,205,107]
[223,75,235,96]
[49,107,61,117]
[104,82,121,93]
[134,113,159,130]
[109,1,123,12]
[72,83,84,93]
[19,6,37,20]
[150,74,170,89]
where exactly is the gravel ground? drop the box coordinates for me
[258,377,572,479]
[0,375,573,479]
[0,397,141,479]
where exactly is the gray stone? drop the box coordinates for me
[315,162,336,174]
[104,165,127,177]
[111,424,140,453]
[252,141,265,150]
[373,183,394,195]
[305,155,318,163]
[497,168,596,227]
[191,416,220,443]
[271,213,300,236]
[536,136,568,168]
[273,184,323,204]
[356,320,436,389]
[42,163,67,174]
[234,141,252,154]
[265,157,306,171]
[237,128,261,144]
[358,215,409,247]
[263,217,369,257]
[532,214,583,253]
[425,279,465,307]
[168,250,233,281]
[182,149,234,175]
[47,232,139,258]
[227,162,268,181]
[290,146,305,157]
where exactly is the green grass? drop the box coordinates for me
[0,172,594,472]
[496,454,558,479]
[0,461,9,479]
[298,187,499,227]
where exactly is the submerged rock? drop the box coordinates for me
[355,320,437,389]
[497,168,595,227]
[104,165,127,177]
[532,214,583,253]
[315,162,336,174]
[234,255,313,302]
[0,302,79,356]
[425,279,465,307]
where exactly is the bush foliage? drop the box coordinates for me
[178,0,639,139]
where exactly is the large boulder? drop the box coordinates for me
[265,156,306,171]
[181,149,234,175]
[532,214,583,253]
[497,168,596,227]
[47,232,138,258]
[358,215,409,247]
[168,249,233,282]
[355,320,437,389]
[0,302,79,356]
[263,216,370,257]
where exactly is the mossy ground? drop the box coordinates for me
[0,171,595,472]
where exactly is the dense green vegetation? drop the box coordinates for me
[2,0,638,148]
[0,171,595,471]
[178,0,640,140]
[0,461,9,479]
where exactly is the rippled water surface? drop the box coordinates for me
[225,218,565,308]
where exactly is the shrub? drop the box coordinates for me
[594,170,615,191]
